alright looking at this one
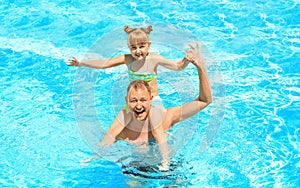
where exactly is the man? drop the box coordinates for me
[83,43,212,171]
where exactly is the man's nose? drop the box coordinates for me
[136,101,142,108]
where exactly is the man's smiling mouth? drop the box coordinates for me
[134,108,145,115]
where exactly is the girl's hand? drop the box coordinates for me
[66,56,80,66]
[185,42,204,67]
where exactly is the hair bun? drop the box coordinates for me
[124,25,133,33]
[145,25,153,34]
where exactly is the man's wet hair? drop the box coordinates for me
[127,80,152,95]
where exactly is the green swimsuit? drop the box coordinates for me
[128,57,157,82]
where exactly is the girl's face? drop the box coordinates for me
[129,42,151,60]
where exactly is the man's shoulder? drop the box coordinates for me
[117,108,133,126]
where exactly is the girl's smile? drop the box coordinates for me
[129,42,151,60]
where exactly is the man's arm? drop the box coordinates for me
[164,42,212,128]
[80,111,126,165]
[98,110,127,147]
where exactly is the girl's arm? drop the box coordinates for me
[66,54,128,69]
[153,54,190,71]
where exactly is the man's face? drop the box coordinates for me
[129,42,150,60]
[126,87,152,121]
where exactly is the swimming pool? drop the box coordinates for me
[1,0,299,187]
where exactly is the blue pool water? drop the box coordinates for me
[1,0,299,187]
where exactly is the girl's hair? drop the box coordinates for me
[124,25,153,45]
[127,80,152,95]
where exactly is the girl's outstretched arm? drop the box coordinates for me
[154,54,190,71]
[66,54,128,69]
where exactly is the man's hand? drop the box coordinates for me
[185,42,204,67]
[80,154,100,166]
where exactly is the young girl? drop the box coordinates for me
[67,25,190,107]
